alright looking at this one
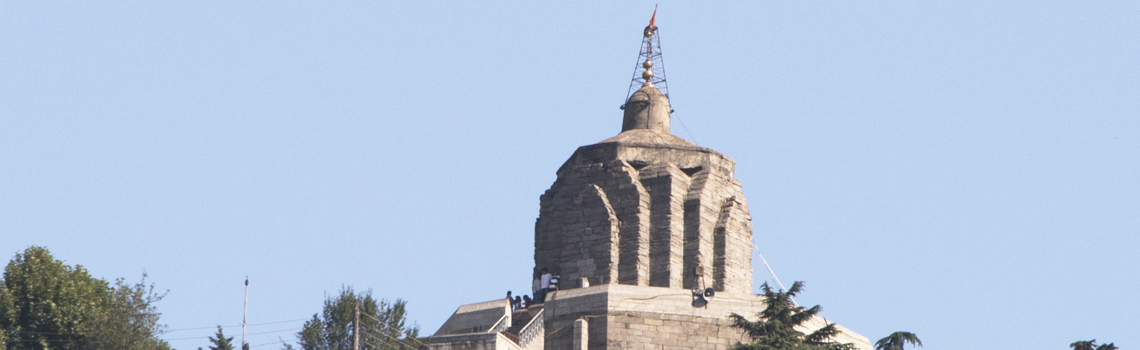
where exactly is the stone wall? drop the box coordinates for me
[604,311,748,349]
[526,125,873,350]
[535,131,753,294]
[434,299,511,336]
[540,284,873,350]
[427,333,522,350]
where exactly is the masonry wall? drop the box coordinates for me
[540,284,874,350]
[604,311,749,350]
[427,333,522,350]
[535,140,753,294]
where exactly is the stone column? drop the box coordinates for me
[573,318,588,350]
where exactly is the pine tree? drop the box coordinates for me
[728,282,854,350]
[206,326,235,350]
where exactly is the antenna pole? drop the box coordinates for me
[242,277,249,349]
[353,300,360,350]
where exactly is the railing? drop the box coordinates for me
[488,313,511,334]
[516,308,544,348]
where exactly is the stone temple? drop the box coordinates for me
[425,16,873,350]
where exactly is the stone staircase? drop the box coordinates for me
[425,299,544,350]
[504,306,544,350]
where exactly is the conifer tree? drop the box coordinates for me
[204,326,235,350]
[728,282,854,350]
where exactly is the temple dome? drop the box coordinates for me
[621,83,671,133]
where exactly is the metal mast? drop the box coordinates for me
[242,277,249,350]
[624,7,670,104]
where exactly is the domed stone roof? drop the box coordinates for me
[621,83,671,133]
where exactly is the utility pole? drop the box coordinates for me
[353,299,360,350]
[242,277,249,350]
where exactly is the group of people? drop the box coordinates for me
[506,268,559,311]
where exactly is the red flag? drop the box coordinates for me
[649,6,657,27]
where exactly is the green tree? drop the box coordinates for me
[294,286,421,350]
[728,282,854,350]
[0,246,171,350]
[85,275,171,350]
[0,246,110,350]
[874,332,922,350]
[200,326,234,350]
[1070,339,1117,350]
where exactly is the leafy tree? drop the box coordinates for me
[0,246,109,350]
[874,331,922,350]
[294,286,421,350]
[0,246,171,350]
[728,282,854,350]
[1070,339,1117,350]
[199,326,234,350]
[85,275,170,350]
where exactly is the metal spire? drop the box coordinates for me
[624,6,670,103]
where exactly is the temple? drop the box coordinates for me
[425,13,872,350]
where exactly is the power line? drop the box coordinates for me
[2,318,308,344]
[362,337,392,350]
[359,312,428,349]
[166,318,310,333]
[165,327,301,341]
[364,327,419,350]
[248,338,290,349]
[358,314,424,350]
[5,330,83,336]
[3,337,83,343]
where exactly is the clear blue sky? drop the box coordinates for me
[2,2,1137,349]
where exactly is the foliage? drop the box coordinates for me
[1070,339,1117,350]
[728,282,855,350]
[294,286,421,350]
[85,276,170,350]
[203,326,234,350]
[0,246,108,350]
[874,331,922,350]
[0,246,171,350]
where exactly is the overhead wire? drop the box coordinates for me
[754,244,796,306]
[362,322,424,350]
[3,327,290,343]
[364,328,417,350]
[165,327,301,341]
[2,337,81,343]
[166,318,310,332]
[248,339,288,349]
[359,311,428,349]
[246,335,298,349]
[651,28,700,146]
